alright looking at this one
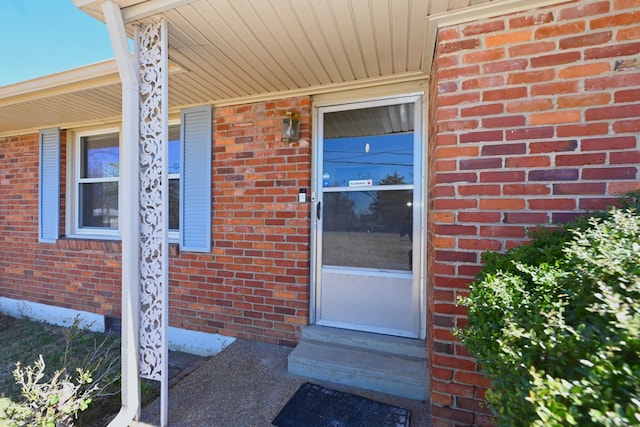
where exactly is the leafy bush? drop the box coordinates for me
[7,318,120,427]
[457,193,640,426]
[12,355,94,427]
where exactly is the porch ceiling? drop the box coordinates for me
[0,0,505,136]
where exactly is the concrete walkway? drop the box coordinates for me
[135,339,430,426]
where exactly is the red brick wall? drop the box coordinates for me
[3,3,640,423]
[0,96,311,347]
[0,132,122,314]
[428,0,640,425]
[171,97,312,346]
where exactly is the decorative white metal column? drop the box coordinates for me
[138,20,170,427]
[103,2,169,425]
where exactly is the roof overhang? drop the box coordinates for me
[0,0,568,136]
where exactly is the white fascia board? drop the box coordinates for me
[0,60,183,111]
[72,0,101,7]
[122,0,197,23]
[0,60,119,105]
[73,0,197,24]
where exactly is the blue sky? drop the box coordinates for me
[0,0,116,87]
[324,133,415,187]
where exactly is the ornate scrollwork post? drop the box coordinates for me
[137,19,169,426]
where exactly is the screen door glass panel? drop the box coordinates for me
[322,190,413,271]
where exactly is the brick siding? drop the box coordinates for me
[1,1,639,424]
[173,97,312,346]
[0,96,311,347]
[428,0,640,425]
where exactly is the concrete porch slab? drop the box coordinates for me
[137,338,430,426]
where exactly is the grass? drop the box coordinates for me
[0,314,122,426]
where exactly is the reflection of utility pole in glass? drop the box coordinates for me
[370,173,409,231]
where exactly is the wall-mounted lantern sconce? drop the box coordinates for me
[281,111,300,142]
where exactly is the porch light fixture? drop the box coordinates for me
[281,111,300,142]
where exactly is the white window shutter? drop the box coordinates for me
[39,128,60,243]
[180,106,212,252]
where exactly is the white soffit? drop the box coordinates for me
[2,0,563,136]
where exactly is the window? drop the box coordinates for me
[58,106,211,248]
[71,124,182,238]
[72,130,120,236]
[168,124,180,232]
[78,132,120,230]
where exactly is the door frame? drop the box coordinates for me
[309,91,427,340]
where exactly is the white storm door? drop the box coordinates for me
[314,95,423,338]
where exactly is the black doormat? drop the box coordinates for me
[272,382,411,427]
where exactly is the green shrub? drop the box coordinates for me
[457,193,640,426]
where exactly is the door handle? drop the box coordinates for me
[316,201,321,220]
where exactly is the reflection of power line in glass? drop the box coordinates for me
[324,148,413,155]
[324,148,413,165]
[325,160,412,167]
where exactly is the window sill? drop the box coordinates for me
[57,235,180,255]
[57,236,122,253]
[65,233,121,241]
[64,233,179,243]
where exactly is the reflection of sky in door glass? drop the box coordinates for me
[323,133,414,187]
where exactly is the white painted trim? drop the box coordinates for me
[0,297,234,357]
[0,61,182,112]
[168,327,235,356]
[69,127,122,238]
[122,0,197,23]
[73,0,198,25]
[0,297,104,332]
[0,60,120,104]
[313,80,428,106]
[424,0,572,73]
[211,71,428,108]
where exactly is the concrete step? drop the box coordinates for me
[300,325,427,359]
[288,326,429,401]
